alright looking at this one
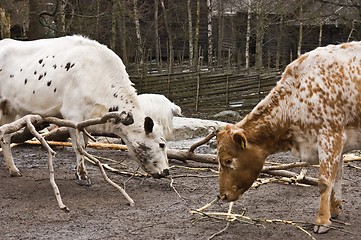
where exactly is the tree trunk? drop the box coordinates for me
[194,0,200,69]
[297,1,303,57]
[255,1,264,69]
[187,0,194,67]
[28,0,46,40]
[217,0,224,66]
[245,0,251,69]
[206,0,213,67]
[276,15,284,70]
[55,0,67,36]
[160,0,174,72]
[118,0,128,65]
[154,0,162,73]
[110,0,118,51]
[0,8,10,39]
[133,0,144,67]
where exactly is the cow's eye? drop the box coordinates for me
[224,159,232,166]
[159,142,165,148]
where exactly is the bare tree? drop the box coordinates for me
[276,14,284,69]
[207,0,213,67]
[133,0,144,67]
[0,7,10,39]
[217,0,225,66]
[154,0,162,72]
[297,0,304,57]
[245,0,252,69]
[28,0,46,40]
[187,0,194,67]
[117,0,128,65]
[160,0,174,72]
[55,0,67,36]
[194,0,201,68]
[254,0,265,69]
[110,0,118,51]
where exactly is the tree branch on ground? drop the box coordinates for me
[0,112,135,211]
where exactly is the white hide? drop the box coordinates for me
[0,35,169,178]
[138,93,182,139]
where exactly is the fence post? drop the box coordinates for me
[226,73,230,109]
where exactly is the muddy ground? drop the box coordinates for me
[0,138,361,240]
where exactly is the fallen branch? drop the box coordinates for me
[191,201,317,240]
[0,112,136,211]
[188,131,217,153]
[343,153,361,162]
[25,116,70,212]
[167,149,218,164]
[263,169,318,186]
[73,128,135,206]
[24,140,128,151]
[263,162,310,171]
[23,140,218,164]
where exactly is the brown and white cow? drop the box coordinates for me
[0,35,169,183]
[217,42,361,233]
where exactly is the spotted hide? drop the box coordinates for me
[0,35,169,182]
[217,42,361,233]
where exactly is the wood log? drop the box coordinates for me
[25,140,128,151]
[167,149,218,164]
[262,170,318,185]
[42,126,120,141]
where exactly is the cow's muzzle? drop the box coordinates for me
[151,169,170,179]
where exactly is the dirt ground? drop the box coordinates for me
[0,140,361,240]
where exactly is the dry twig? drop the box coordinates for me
[190,201,317,240]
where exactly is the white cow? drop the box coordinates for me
[138,93,182,139]
[0,35,169,183]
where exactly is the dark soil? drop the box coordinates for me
[0,139,361,240]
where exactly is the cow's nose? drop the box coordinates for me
[151,169,170,179]
[151,172,162,179]
[162,168,170,177]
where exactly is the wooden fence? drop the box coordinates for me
[130,68,282,115]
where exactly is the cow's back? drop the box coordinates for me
[0,36,137,121]
[293,43,361,126]
[255,42,361,133]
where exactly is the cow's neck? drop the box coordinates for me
[239,85,292,155]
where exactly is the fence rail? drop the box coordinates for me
[130,68,282,115]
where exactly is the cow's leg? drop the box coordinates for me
[1,134,21,177]
[314,132,344,234]
[330,156,343,219]
[68,128,91,186]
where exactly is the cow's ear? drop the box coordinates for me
[232,131,246,149]
[144,117,154,135]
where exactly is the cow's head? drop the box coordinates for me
[216,124,265,201]
[116,116,169,178]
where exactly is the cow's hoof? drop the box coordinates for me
[10,171,22,177]
[313,225,330,234]
[76,178,92,186]
[75,172,91,186]
[331,206,342,219]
